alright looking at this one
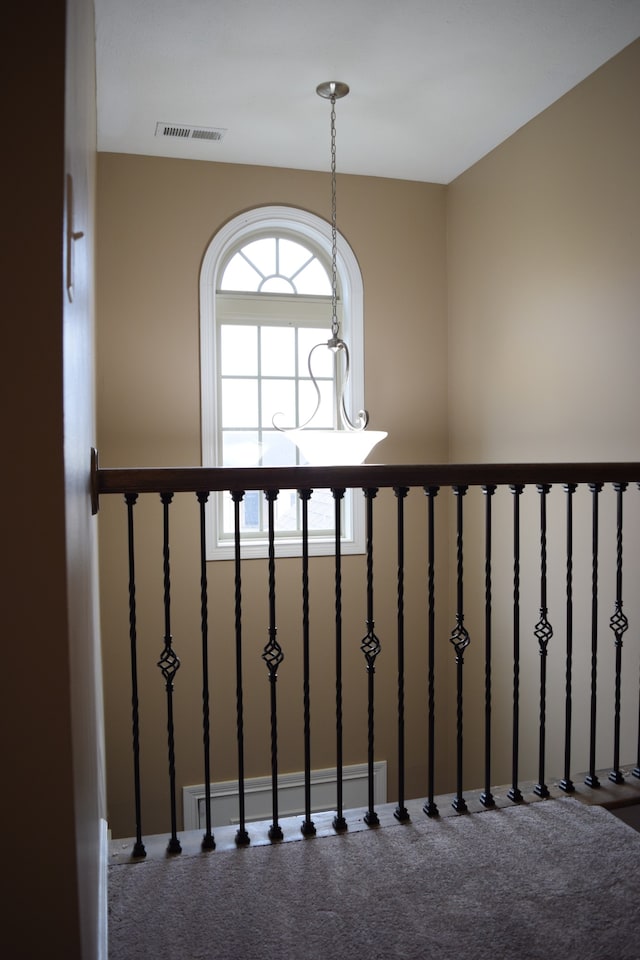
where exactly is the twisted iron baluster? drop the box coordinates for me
[197,491,215,850]
[559,483,577,793]
[125,493,146,858]
[231,490,250,846]
[585,483,602,789]
[450,485,470,813]
[157,492,181,854]
[534,484,553,799]
[635,666,640,777]
[262,489,284,841]
[480,485,496,808]
[361,487,381,827]
[394,486,410,822]
[635,481,640,781]
[508,484,524,803]
[299,489,316,836]
[332,487,347,831]
[423,487,439,817]
[609,483,628,785]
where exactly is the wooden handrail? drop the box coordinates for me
[91,449,640,513]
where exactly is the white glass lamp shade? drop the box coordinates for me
[285,428,387,466]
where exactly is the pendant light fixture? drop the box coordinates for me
[277,82,387,466]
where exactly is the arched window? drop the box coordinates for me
[200,206,365,559]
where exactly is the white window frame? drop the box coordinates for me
[200,205,366,560]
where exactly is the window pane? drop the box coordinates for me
[278,238,313,277]
[221,325,257,376]
[308,489,335,531]
[261,326,295,376]
[242,491,261,529]
[298,328,334,379]
[294,258,332,295]
[221,379,258,428]
[222,431,262,466]
[220,254,261,291]
[262,379,295,430]
[221,489,262,533]
[270,489,298,532]
[260,276,295,293]
[242,238,275,277]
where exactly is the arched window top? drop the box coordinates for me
[202,205,360,310]
[220,236,332,295]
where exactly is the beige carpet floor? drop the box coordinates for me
[108,797,640,960]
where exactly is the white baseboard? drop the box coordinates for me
[183,761,387,831]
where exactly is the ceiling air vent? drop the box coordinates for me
[155,122,226,142]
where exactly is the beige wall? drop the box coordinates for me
[446,38,640,788]
[447,38,640,464]
[96,158,450,837]
[96,158,448,466]
[4,1,103,958]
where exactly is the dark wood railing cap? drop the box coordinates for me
[91,449,640,512]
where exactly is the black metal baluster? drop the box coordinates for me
[635,675,640,778]
[361,487,381,827]
[262,489,284,841]
[609,483,629,784]
[394,485,410,822]
[125,493,146,858]
[157,492,181,854]
[299,488,316,837]
[332,487,347,831]
[480,485,496,808]
[559,483,577,793]
[423,486,439,817]
[533,484,553,799]
[232,490,250,846]
[450,485,470,813]
[508,484,524,803]
[585,483,602,789]
[635,483,640,781]
[197,491,215,850]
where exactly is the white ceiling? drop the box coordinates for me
[95,0,640,184]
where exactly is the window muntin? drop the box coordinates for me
[220,236,332,296]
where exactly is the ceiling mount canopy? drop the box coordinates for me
[315,80,350,101]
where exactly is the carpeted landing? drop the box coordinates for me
[108,797,640,960]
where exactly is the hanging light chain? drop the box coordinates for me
[330,91,339,340]
[273,80,386,452]
[317,81,349,342]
